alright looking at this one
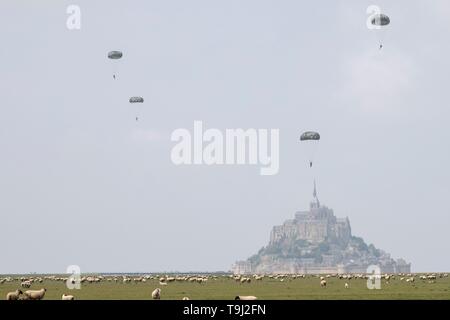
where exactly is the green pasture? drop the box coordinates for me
[1,274,449,300]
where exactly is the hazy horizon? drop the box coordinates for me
[1,0,450,274]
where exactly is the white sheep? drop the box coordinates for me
[320,280,327,287]
[21,281,32,288]
[182,297,190,300]
[152,288,161,300]
[24,288,47,300]
[62,294,75,300]
[6,289,23,300]
[345,283,349,289]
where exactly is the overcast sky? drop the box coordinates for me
[1,0,449,274]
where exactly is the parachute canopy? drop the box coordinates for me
[300,131,320,141]
[371,14,390,26]
[129,97,144,103]
[108,51,123,59]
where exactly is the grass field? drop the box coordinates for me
[1,274,450,300]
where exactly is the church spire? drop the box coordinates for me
[313,179,320,207]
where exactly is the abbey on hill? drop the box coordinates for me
[232,184,411,274]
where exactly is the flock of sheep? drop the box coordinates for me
[2,272,448,300]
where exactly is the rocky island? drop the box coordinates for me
[232,184,411,274]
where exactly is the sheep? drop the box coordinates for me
[159,281,168,286]
[6,289,23,300]
[320,280,327,287]
[21,281,32,288]
[151,288,161,300]
[345,283,349,289]
[182,297,190,300]
[24,288,47,300]
[62,294,75,300]
[235,296,258,300]
[133,278,141,284]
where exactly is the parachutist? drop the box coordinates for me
[136,117,139,121]
[113,74,116,80]
[379,44,383,50]
[310,161,313,168]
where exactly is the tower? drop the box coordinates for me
[312,180,320,208]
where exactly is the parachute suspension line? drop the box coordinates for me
[370,13,390,50]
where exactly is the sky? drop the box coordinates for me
[0,0,449,274]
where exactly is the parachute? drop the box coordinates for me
[371,14,390,26]
[300,131,320,141]
[108,51,123,59]
[300,131,320,168]
[129,97,144,103]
